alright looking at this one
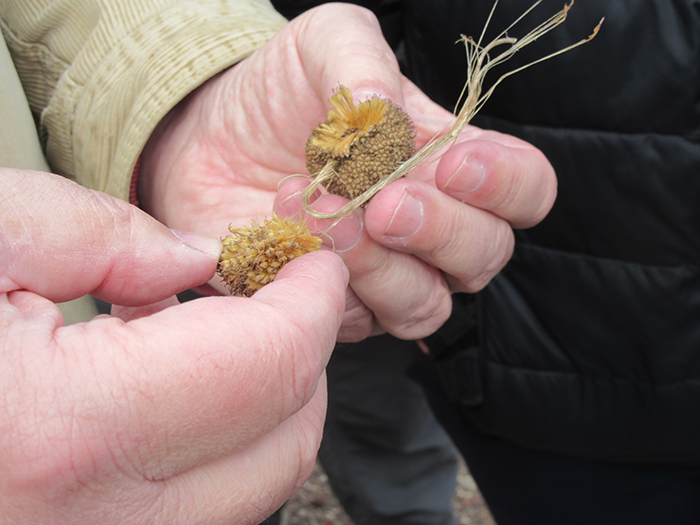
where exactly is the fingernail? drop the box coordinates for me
[352,89,385,103]
[321,214,364,253]
[383,190,424,239]
[275,193,303,220]
[443,154,486,199]
[353,88,405,108]
[170,230,222,258]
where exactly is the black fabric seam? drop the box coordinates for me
[484,360,700,390]
[476,115,700,141]
[514,241,700,274]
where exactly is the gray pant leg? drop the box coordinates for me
[319,334,459,525]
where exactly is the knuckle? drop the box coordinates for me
[337,315,375,343]
[297,425,323,479]
[284,351,321,411]
[459,222,514,293]
[287,394,326,494]
[337,287,376,342]
[274,319,326,408]
[531,165,558,225]
[387,286,452,340]
[508,149,557,227]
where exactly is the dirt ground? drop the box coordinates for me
[284,459,495,525]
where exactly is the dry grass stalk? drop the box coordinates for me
[302,0,603,221]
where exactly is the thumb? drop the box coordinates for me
[294,3,405,104]
[0,169,221,306]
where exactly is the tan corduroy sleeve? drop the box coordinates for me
[0,0,287,201]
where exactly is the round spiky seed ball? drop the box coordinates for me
[217,215,322,297]
[305,86,416,200]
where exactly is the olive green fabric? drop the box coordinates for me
[0,0,286,201]
[0,34,49,172]
[1,1,286,323]
[1,32,99,323]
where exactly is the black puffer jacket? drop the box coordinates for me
[274,0,700,468]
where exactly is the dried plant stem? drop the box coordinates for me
[302,0,603,221]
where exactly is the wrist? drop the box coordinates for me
[136,96,191,222]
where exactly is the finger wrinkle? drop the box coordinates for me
[461,223,514,293]
[389,283,452,340]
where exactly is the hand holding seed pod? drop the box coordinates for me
[220,1,602,314]
[301,1,602,221]
[140,2,571,339]
[269,1,601,339]
[0,169,348,524]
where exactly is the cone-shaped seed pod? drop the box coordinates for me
[305,86,416,200]
[217,214,322,297]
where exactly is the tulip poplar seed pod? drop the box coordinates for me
[305,86,416,200]
[217,214,322,297]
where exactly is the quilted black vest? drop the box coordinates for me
[275,0,700,467]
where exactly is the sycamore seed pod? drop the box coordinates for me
[305,86,416,200]
[217,214,322,297]
[301,1,603,222]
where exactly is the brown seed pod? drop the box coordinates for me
[301,2,602,222]
[217,214,322,297]
[305,86,416,200]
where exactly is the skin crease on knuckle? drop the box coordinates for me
[276,335,323,419]
[348,254,442,339]
[448,221,515,294]
[412,285,453,337]
[382,278,452,340]
[435,211,515,293]
[441,213,515,294]
[336,288,375,343]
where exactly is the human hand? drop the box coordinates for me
[275,115,556,341]
[1,169,348,524]
[137,3,556,342]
